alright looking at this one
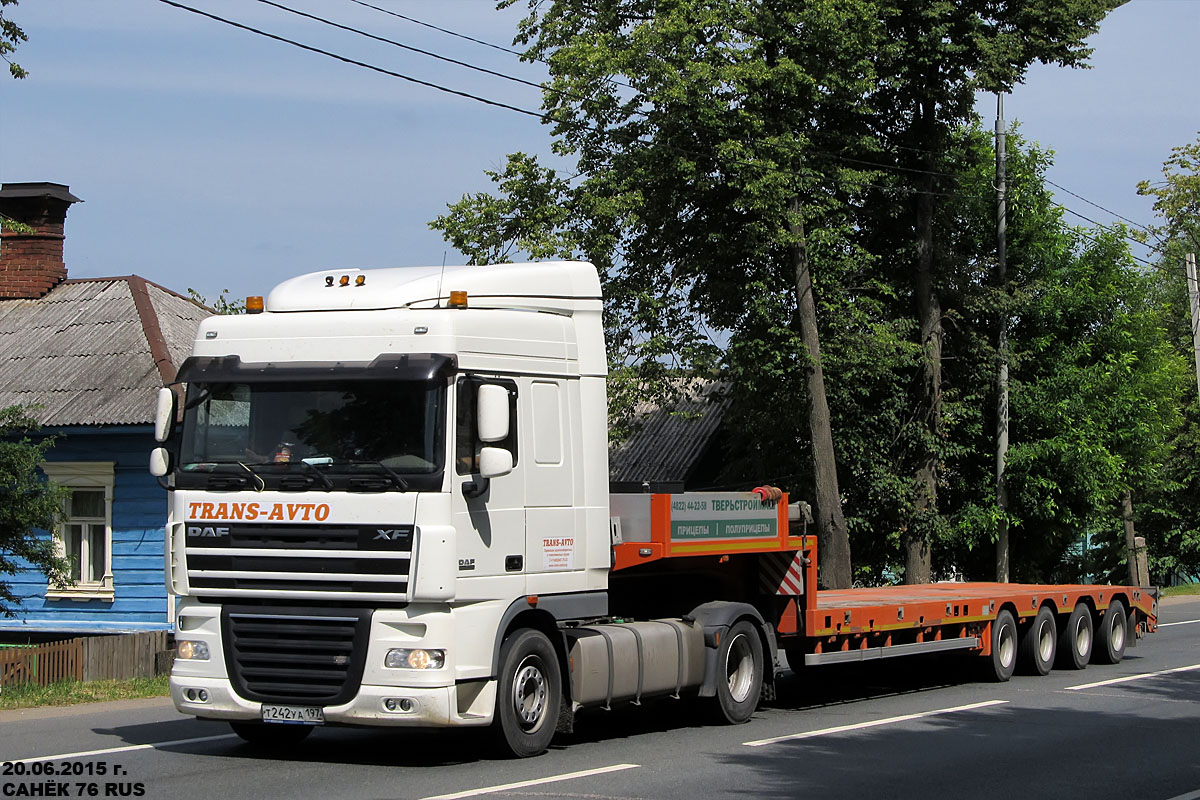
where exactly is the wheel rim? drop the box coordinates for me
[725,633,755,703]
[1075,617,1091,657]
[512,655,548,731]
[1109,612,1125,652]
[998,622,1016,669]
[1037,619,1054,663]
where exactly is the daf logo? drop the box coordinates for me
[374,529,406,541]
[187,526,230,537]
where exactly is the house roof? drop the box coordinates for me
[609,381,727,486]
[0,277,209,426]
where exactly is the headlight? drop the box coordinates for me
[385,648,445,669]
[177,640,210,660]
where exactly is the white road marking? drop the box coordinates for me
[1158,619,1200,627]
[742,700,1009,747]
[420,764,641,800]
[9,733,239,762]
[1066,663,1200,691]
[1164,790,1200,800]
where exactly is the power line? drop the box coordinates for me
[154,0,558,124]
[1044,177,1154,233]
[252,0,554,98]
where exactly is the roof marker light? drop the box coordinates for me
[448,290,468,308]
[246,296,264,314]
[340,275,350,287]
[355,275,366,286]
[325,276,334,287]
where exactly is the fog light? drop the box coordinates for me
[183,687,210,703]
[185,689,197,701]
[385,648,445,669]
[198,689,209,702]
[177,640,210,660]
[384,697,417,713]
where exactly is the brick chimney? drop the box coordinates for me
[0,182,82,299]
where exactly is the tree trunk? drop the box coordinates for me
[1122,489,1140,586]
[907,115,941,586]
[788,196,852,589]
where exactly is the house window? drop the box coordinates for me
[41,462,115,601]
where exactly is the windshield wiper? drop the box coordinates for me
[299,459,335,491]
[350,460,410,492]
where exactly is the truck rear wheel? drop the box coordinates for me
[1056,603,1093,670]
[229,721,313,746]
[1093,600,1127,665]
[1018,606,1057,676]
[493,628,561,758]
[711,620,763,724]
[983,609,1018,682]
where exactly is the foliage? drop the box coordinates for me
[435,0,1169,584]
[0,0,26,79]
[0,406,70,617]
[187,288,247,315]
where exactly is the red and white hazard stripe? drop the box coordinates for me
[760,551,805,595]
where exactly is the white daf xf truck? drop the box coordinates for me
[152,261,795,757]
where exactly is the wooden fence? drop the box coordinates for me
[0,638,83,687]
[0,630,170,688]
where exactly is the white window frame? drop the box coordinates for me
[41,461,115,601]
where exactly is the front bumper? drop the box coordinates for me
[171,676,497,728]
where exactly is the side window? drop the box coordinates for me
[456,377,518,475]
[41,462,115,600]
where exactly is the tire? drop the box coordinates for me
[711,620,763,724]
[492,628,561,758]
[229,721,313,746]
[984,609,1018,682]
[1056,603,1093,670]
[1018,606,1057,676]
[1093,599,1128,665]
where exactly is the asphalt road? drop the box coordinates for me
[3,595,1200,800]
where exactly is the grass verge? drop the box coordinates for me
[0,675,170,711]
[1162,583,1200,598]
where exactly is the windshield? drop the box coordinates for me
[178,380,445,490]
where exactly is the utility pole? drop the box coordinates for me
[995,94,1010,583]
[1187,252,1200,402]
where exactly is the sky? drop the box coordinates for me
[1,0,1197,304]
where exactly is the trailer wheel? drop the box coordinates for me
[711,620,763,724]
[229,721,313,746]
[1093,600,1127,665]
[1018,606,1057,676]
[984,609,1018,682]
[1055,603,1093,670]
[493,628,561,758]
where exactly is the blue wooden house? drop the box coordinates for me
[0,183,208,635]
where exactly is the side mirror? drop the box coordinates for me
[477,384,510,443]
[479,446,514,480]
[154,387,177,443]
[149,446,173,478]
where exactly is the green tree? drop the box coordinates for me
[1131,133,1200,583]
[0,406,70,617]
[438,0,897,587]
[866,0,1123,582]
[1,0,27,79]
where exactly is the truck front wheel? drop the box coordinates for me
[493,628,561,758]
[711,620,763,724]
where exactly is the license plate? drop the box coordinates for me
[260,704,325,725]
